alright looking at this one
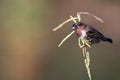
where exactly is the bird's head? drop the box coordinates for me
[71,22,85,30]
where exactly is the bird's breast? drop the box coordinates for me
[74,27,87,39]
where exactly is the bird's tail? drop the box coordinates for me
[105,37,113,43]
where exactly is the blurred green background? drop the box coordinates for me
[0,0,120,80]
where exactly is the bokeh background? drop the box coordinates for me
[0,0,120,80]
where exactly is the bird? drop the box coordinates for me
[72,22,112,45]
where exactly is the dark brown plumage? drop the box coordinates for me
[72,22,112,44]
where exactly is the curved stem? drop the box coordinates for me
[77,12,104,23]
[52,17,78,31]
[58,31,75,47]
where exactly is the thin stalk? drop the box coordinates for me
[83,47,92,80]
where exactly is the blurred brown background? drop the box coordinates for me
[0,0,120,80]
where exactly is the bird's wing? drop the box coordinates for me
[86,26,106,40]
